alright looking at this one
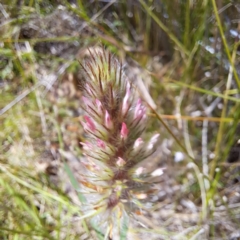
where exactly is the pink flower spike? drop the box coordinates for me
[80,120,87,130]
[148,134,160,150]
[105,110,113,129]
[122,83,131,115]
[97,139,106,149]
[84,116,96,132]
[95,99,102,112]
[80,141,92,150]
[120,122,129,140]
[134,99,146,120]
[82,96,90,107]
[135,99,141,110]
[116,157,126,167]
[133,138,143,149]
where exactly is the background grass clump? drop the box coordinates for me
[1,0,240,239]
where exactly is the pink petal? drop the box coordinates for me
[120,122,129,140]
[133,138,143,149]
[105,110,113,129]
[84,116,96,132]
[82,96,91,106]
[134,99,146,120]
[96,99,102,112]
[148,134,160,150]
[116,157,126,167]
[97,139,106,149]
[80,141,92,150]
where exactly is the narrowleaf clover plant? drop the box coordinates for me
[79,48,162,238]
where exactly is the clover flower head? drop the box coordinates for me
[79,48,162,237]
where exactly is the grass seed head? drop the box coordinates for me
[80,47,161,233]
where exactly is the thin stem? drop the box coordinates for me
[210,47,236,179]
[139,0,189,57]
[211,0,240,89]
[148,106,197,164]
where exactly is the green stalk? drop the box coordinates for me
[210,47,237,179]
[211,0,240,89]
[139,0,189,57]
